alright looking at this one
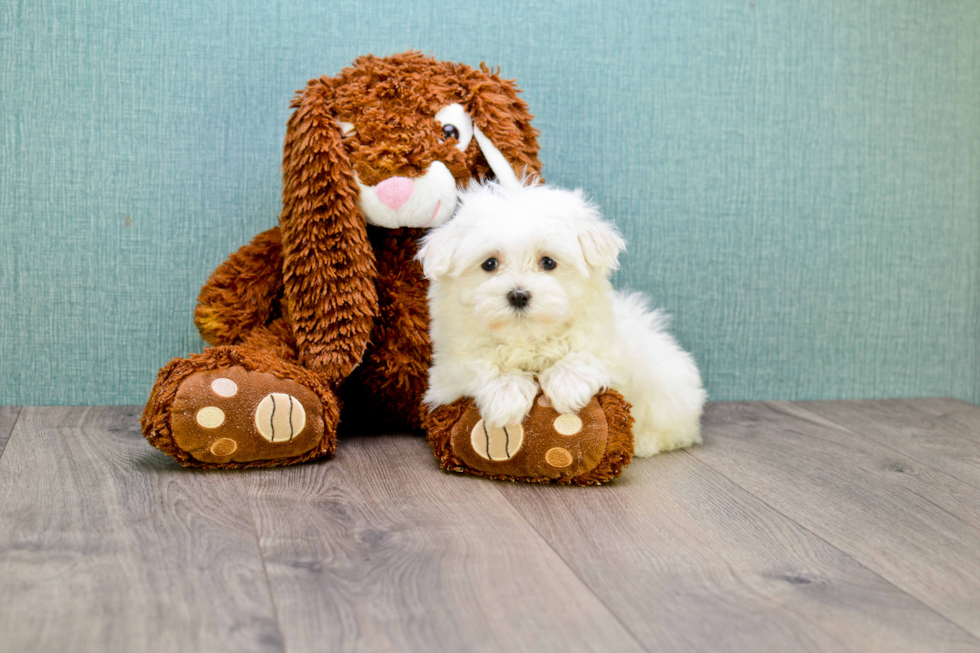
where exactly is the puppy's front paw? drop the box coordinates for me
[539,357,610,415]
[476,375,539,428]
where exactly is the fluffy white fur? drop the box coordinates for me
[417,180,706,457]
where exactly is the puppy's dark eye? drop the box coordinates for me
[481,257,498,272]
[442,124,460,141]
[540,257,557,271]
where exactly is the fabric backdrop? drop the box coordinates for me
[2,0,978,405]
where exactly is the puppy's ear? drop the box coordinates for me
[416,221,460,279]
[460,64,543,185]
[576,202,627,274]
[280,76,378,383]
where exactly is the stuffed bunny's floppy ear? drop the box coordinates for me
[462,64,543,186]
[280,77,378,384]
[473,126,522,193]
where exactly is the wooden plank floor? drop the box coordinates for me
[1,399,979,653]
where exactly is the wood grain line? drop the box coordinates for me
[495,443,980,653]
[0,406,23,461]
[798,399,980,492]
[0,406,285,653]
[245,434,646,653]
[690,401,980,639]
[902,398,980,439]
[5,400,980,652]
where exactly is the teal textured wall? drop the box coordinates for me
[1,0,978,405]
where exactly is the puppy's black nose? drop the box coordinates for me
[507,289,531,309]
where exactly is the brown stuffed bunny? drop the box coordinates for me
[142,51,632,482]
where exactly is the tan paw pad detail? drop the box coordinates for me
[255,393,306,443]
[171,366,329,464]
[210,377,238,397]
[196,406,225,428]
[553,414,583,435]
[545,447,574,468]
[209,438,238,456]
[471,420,524,461]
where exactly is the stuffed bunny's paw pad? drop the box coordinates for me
[426,391,634,484]
[170,366,325,464]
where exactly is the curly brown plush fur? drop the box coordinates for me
[143,52,542,466]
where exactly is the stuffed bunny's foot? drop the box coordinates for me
[142,347,339,468]
[423,390,634,485]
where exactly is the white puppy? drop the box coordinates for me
[417,180,706,457]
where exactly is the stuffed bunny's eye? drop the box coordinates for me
[434,104,474,151]
[442,124,460,141]
[540,257,557,271]
[338,121,356,139]
[481,257,498,272]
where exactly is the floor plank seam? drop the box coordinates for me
[784,401,980,494]
[0,406,24,464]
[923,400,980,444]
[936,412,980,436]
[242,474,289,653]
[933,399,980,432]
[491,483,654,653]
[680,448,980,645]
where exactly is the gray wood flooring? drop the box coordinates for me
[1,399,979,653]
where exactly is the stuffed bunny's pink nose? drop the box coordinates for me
[375,177,414,211]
